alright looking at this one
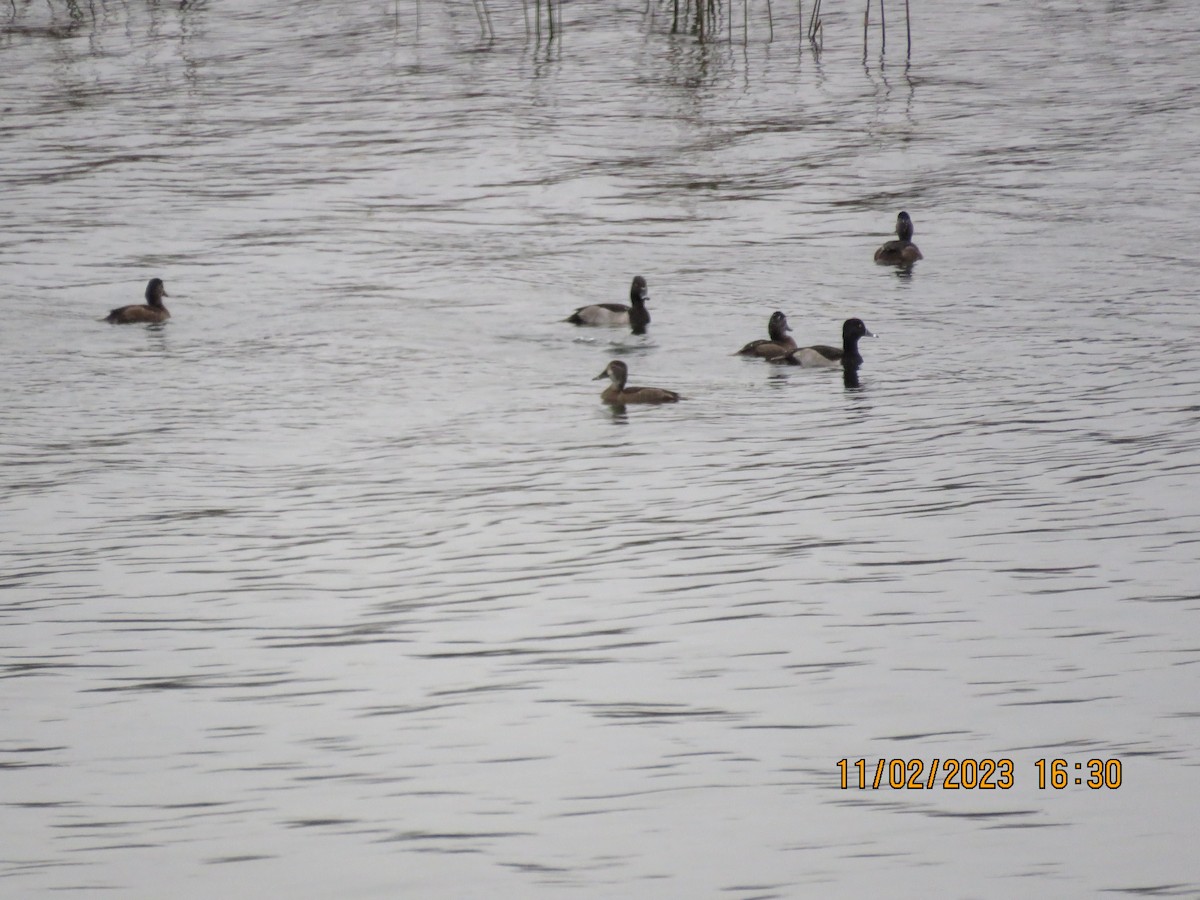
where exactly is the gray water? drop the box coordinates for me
[2,1,1199,897]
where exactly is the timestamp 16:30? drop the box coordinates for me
[835,758,1123,790]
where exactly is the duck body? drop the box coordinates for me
[105,278,170,324]
[567,276,651,335]
[874,211,923,265]
[568,303,632,326]
[737,311,797,359]
[594,359,679,405]
[778,318,874,368]
[785,344,845,367]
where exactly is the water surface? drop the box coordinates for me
[2,1,1199,896]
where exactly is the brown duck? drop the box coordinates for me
[736,311,797,359]
[873,211,923,266]
[104,278,170,324]
[594,360,680,405]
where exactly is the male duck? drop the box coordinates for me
[736,311,797,359]
[567,276,651,335]
[104,278,170,324]
[594,359,680,405]
[873,211,923,266]
[777,318,875,368]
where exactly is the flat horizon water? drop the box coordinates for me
[2,1,1199,897]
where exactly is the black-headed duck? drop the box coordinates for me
[104,278,170,324]
[593,359,680,405]
[736,311,797,359]
[777,318,875,368]
[567,276,651,335]
[873,211,923,266]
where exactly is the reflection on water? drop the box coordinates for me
[3,0,1200,897]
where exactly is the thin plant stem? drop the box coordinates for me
[905,0,911,57]
[482,0,495,39]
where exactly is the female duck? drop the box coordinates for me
[873,211,923,266]
[104,278,170,324]
[594,359,680,405]
[778,318,875,368]
[567,275,651,335]
[736,311,797,359]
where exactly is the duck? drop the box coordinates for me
[593,359,680,405]
[736,311,797,359]
[776,318,875,368]
[566,276,651,335]
[104,278,170,324]
[873,211,923,266]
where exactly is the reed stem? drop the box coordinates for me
[905,0,911,57]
